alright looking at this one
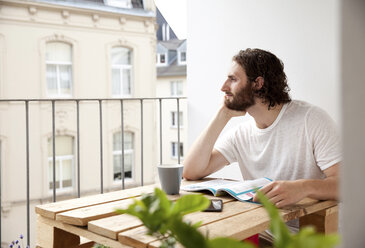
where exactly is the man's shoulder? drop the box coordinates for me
[287,100,325,117]
[288,100,335,126]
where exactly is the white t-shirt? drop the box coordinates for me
[215,100,341,181]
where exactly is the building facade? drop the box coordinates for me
[155,8,187,166]
[0,0,158,246]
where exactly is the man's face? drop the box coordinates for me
[221,61,255,111]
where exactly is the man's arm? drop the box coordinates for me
[253,163,339,208]
[183,106,244,180]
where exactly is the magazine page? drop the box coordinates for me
[181,179,238,195]
[219,177,272,201]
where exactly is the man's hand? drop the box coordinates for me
[253,180,307,208]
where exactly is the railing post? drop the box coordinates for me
[140,99,144,186]
[52,100,56,202]
[76,100,81,198]
[0,136,2,246]
[177,98,181,164]
[25,100,30,246]
[99,100,104,194]
[159,98,163,165]
[120,100,125,189]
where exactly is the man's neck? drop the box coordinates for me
[247,101,284,129]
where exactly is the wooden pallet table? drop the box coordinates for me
[36,181,338,248]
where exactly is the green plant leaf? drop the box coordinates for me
[254,190,292,247]
[172,194,210,216]
[208,237,256,248]
[154,188,172,214]
[191,221,203,229]
[170,218,208,248]
[289,227,340,248]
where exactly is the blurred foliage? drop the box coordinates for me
[255,190,340,248]
[116,188,254,248]
[115,187,339,248]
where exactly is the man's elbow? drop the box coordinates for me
[182,166,201,181]
[182,169,195,181]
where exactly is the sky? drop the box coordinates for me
[154,0,187,39]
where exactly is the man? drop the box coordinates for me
[183,48,340,209]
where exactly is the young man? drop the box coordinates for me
[183,48,340,209]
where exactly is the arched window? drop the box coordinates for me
[113,131,134,180]
[48,136,74,190]
[111,47,132,97]
[45,42,72,97]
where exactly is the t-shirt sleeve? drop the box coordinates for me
[306,106,342,171]
[214,128,239,164]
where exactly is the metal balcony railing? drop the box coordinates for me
[0,96,186,247]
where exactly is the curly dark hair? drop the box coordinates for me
[233,48,291,109]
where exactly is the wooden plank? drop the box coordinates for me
[36,215,82,248]
[198,207,270,241]
[184,201,260,225]
[280,200,338,222]
[37,215,131,248]
[197,200,338,241]
[36,184,157,219]
[37,216,80,248]
[118,200,259,247]
[36,178,230,221]
[56,198,136,226]
[88,214,143,240]
[86,192,235,240]
[118,226,156,248]
[299,205,338,234]
[56,191,228,227]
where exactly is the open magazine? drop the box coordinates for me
[181,177,272,202]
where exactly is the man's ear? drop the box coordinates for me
[253,77,264,90]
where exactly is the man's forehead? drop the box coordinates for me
[228,61,245,76]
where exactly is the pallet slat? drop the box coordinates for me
[88,214,143,240]
[56,198,136,226]
[36,184,157,219]
[117,200,259,247]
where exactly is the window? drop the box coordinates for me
[172,142,184,159]
[171,111,183,128]
[162,23,170,41]
[113,131,134,181]
[48,136,74,190]
[178,51,186,65]
[46,42,72,97]
[170,81,183,96]
[105,0,132,8]
[156,53,167,66]
[111,47,132,97]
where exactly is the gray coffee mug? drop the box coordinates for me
[158,164,184,195]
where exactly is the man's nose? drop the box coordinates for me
[221,79,230,92]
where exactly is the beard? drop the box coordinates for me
[224,83,255,111]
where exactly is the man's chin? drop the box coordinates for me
[225,102,246,112]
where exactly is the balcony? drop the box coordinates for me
[0,97,186,247]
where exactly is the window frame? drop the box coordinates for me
[171,142,184,159]
[111,47,133,97]
[156,53,168,66]
[170,80,183,96]
[47,135,75,193]
[171,111,183,128]
[48,154,74,192]
[112,131,135,182]
[45,42,73,98]
[178,51,186,65]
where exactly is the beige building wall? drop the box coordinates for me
[0,0,157,246]
[156,75,187,165]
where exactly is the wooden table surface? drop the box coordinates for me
[35,181,338,248]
